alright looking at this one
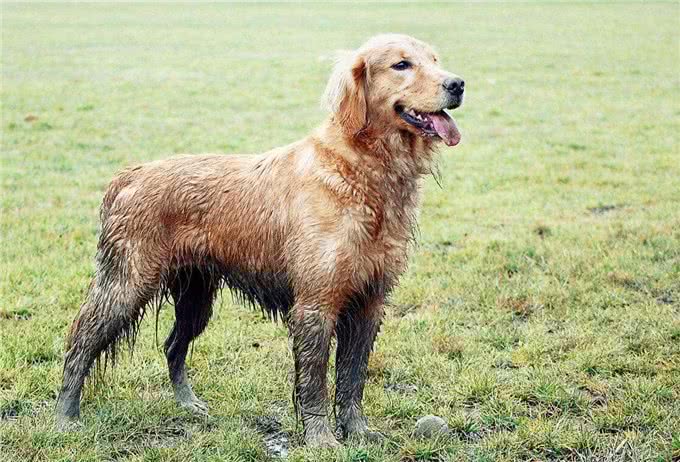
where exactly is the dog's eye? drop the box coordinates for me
[391,60,412,71]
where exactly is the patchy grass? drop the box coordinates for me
[1,2,679,461]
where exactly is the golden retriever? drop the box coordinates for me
[56,34,464,448]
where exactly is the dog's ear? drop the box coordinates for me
[322,52,367,137]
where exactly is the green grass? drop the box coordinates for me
[1,2,679,461]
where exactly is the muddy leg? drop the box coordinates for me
[288,306,340,448]
[56,275,152,430]
[335,303,383,441]
[165,269,216,416]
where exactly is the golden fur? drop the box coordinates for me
[57,34,464,447]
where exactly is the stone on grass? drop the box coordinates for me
[414,415,450,439]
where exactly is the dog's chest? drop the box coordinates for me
[342,171,421,278]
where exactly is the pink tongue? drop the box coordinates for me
[430,112,461,147]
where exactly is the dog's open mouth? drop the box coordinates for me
[396,106,461,147]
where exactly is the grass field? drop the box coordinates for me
[1,2,679,461]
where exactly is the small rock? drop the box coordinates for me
[414,415,450,439]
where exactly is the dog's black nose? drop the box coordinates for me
[443,78,465,97]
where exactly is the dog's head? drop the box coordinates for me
[323,34,463,147]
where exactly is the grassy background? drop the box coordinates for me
[1,2,679,461]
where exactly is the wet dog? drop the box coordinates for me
[56,34,464,447]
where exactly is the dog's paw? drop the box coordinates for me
[174,383,209,417]
[337,416,385,443]
[55,416,83,433]
[341,427,385,444]
[306,423,342,449]
[306,432,342,449]
[178,397,209,416]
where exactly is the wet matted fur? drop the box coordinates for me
[56,34,465,447]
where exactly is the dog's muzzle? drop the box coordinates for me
[443,77,464,109]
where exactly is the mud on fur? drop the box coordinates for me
[55,34,464,448]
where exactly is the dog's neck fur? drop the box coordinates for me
[310,118,437,243]
[316,118,437,180]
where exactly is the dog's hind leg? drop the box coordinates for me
[165,268,217,416]
[56,267,156,430]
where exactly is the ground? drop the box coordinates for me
[1,2,679,461]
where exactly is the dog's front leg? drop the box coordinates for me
[288,305,340,448]
[335,302,384,441]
